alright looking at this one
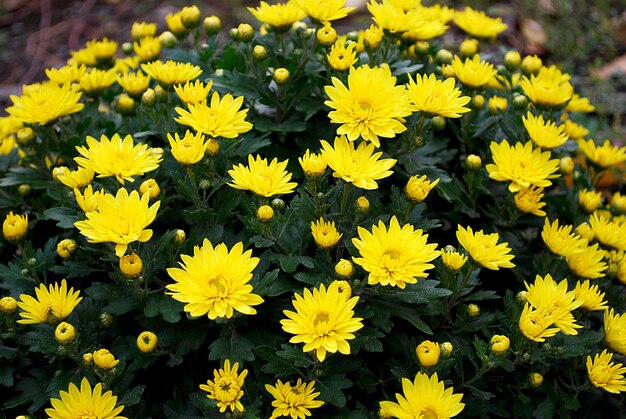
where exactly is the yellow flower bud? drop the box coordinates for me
[416,340,440,367]
[356,196,370,212]
[466,154,482,170]
[516,290,528,303]
[459,38,479,58]
[512,94,528,110]
[180,5,201,29]
[139,179,160,199]
[55,322,76,344]
[120,253,143,278]
[205,138,220,156]
[57,239,77,259]
[440,248,468,271]
[253,45,267,60]
[363,25,383,49]
[174,229,186,244]
[488,96,507,114]
[141,88,157,107]
[611,192,626,213]
[137,331,158,353]
[52,166,68,182]
[273,68,290,84]
[203,16,221,35]
[405,175,440,203]
[467,303,480,317]
[529,372,543,388]
[431,116,446,131]
[0,296,18,314]
[490,335,510,354]
[257,205,275,222]
[579,189,602,213]
[435,49,453,65]
[335,259,354,278]
[237,23,254,42]
[99,312,113,327]
[521,54,542,75]
[158,31,177,48]
[3,212,28,243]
[317,24,337,46]
[18,184,31,196]
[335,280,352,300]
[92,348,119,370]
[559,157,574,175]
[116,93,135,115]
[82,352,93,365]
[504,50,521,70]
[471,94,485,109]
[441,64,455,79]
[439,342,453,359]
[17,127,36,146]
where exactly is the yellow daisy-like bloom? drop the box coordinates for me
[168,130,207,166]
[574,280,608,311]
[324,65,412,147]
[403,17,449,42]
[265,379,324,419]
[174,80,213,105]
[133,36,161,63]
[69,47,97,67]
[17,279,82,324]
[405,175,440,202]
[298,149,327,177]
[604,309,626,356]
[485,139,560,192]
[488,96,507,114]
[606,250,626,277]
[46,63,87,85]
[440,247,468,271]
[579,188,602,213]
[586,350,626,394]
[367,0,414,34]
[74,185,105,213]
[520,67,574,108]
[456,225,515,270]
[174,92,253,138]
[387,0,421,12]
[141,60,202,88]
[74,188,160,257]
[541,218,587,257]
[611,192,626,213]
[131,21,157,40]
[379,372,465,419]
[566,94,595,113]
[294,0,356,23]
[565,243,607,279]
[228,154,297,197]
[577,138,626,168]
[165,11,188,38]
[85,37,118,63]
[281,281,364,362]
[320,135,396,190]
[6,82,83,125]
[79,68,117,94]
[45,377,126,419]
[311,218,342,249]
[416,4,456,23]
[514,186,547,217]
[454,7,507,39]
[3,211,28,243]
[519,303,560,342]
[525,274,582,335]
[449,55,497,89]
[248,1,306,32]
[522,112,569,149]
[113,56,140,74]
[352,216,439,288]
[563,118,589,140]
[199,360,248,413]
[406,73,470,118]
[55,166,95,189]
[117,71,151,98]
[75,133,162,184]
[166,239,263,319]
[327,38,358,72]
[93,348,119,370]
[589,212,626,251]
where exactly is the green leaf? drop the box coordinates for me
[118,385,145,407]
[208,331,255,363]
[144,293,182,323]
[316,374,352,408]
[276,344,316,368]
[42,207,79,229]
[0,166,52,189]
[85,282,140,315]
[0,364,14,387]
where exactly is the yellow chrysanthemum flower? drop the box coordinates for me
[367,0,414,33]
[514,186,547,217]
[606,250,626,277]
[141,60,202,88]
[117,71,151,98]
[579,188,603,213]
[17,279,82,324]
[562,118,589,140]
[166,239,263,319]
[604,309,626,356]
[327,38,358,72]
[416,4,456,23]
[456,225,515,270]
[131,21,157,40]
[311,218,342,249]
[165,11,188,38]
[566,94,595,113]
[403,18,449,42]
[3,211,28,243]
[199,360,248,413]
[298,149,327,177]
[405,175,440,202]
[586,350,626,394]
[541,218,588,257]
[79,68,117,94]
[523,112,569,149]
[577,138,626,168]
[574,280,608,311]
[227,154,297,197]
[449,55,497,88]
[281,281,364,362]
[46,63,87,85]
[294,0,356,23]
[454,6,507,39]
[589,212,626,251]
[133,36,161,62]
[74,188,160,257]
[168,130,207,166]
[248,1,306,32]
[320,135,396,190]
[92,348,119,370]
[520,66,574,108]
[69,47,97,67]
[6,82,84,125]
[525,274,582,335]
[440,247,468,271]
[406,73,470,118]
[611,192,626,213]
[486,139,560,192]
[324,65,412,147]
[55,166,95,189]
[74,133,162,184]
[352,216,439,288]
[265,379,324,419]
[113,56,140,74]
[519,303,560,342]
[45,377,126,419]
[379,372,465,419]
[74,185,105,213]
[85,37,118,63]
[565,243,607,279]
[173,80,213,105]
[174,92,253,138]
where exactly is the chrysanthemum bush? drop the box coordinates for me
[1,1,625,418]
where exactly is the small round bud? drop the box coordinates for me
[559,157,574,175]
[229,27,239,40]
[92,348,119,370]
[414,41,430,55]
[302,28,315,39]
[416,340,440,367]
[512,94,528,110]
[18,184,31,196]
[51,166,68,182]
[291,21,307,32]
[16,127,36,147]
[521,54,542,75]
[237,23,254,42]
[137,331,158,353]
[356,196,370,212]
[116,94,136,115]
[0,296,18,314]
[529,372,543,388]
[467,303,480,317]
[180,5,201,29]
[334,280,352,300]
[141,88,157,107]
[99,313,113,327]
[57,239,77,259]
[54,322,76,344]
[466,154,482,170]
[253,45,267,60]
[203,16,221,35]
[139,179,160,199]
[122,42,133,55]
[490,335,510,355]
[82,353,93,365]
[317,24,337,46]
[504,50,521,70]
[431,116,446,131]
[205,138,220,156]
[3,212,28,243]
[198,179,211,190]
[441,65,455,79]
[15,415,30,419]
[273,68,290,84]
[471,95,485,110]
[435,49,453,65]
[120,253,143,278]
[158,31,177,48]
[459,38,479,57]
[335,259,354,278]
[257,205,275,221]
[271,198,285,211]
[26,258,36,267]
[174,229,186,244]
[516,290,528,303]
[439,342,453,359]
[154,85,167,101]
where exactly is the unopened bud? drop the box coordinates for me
[257,205,274,221]
[559,157,574,175]
[356,196,370,212]
[237,23,254,42]
[471,95,485,110]
[203,16,221,36]
[467,303,480,317]
[17,127,36,147]
[141,88,157,106]
[99,312,113,327]
[335,259,354,278]
[271,198,285,211]
[174,229,186,244]
[158,31,177,48]
[273,68,290,84]
[180,5,201,29]
[504,50,521,70]
[18,184,31,196]
[435,49,453,65]
[466,154,482,170]
[253,45,267,60]
[439,342,453,359]
[431,116,446,131]
[529,372,543,388]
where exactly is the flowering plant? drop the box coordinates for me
[1,1,625,418]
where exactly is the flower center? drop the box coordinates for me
[590,365,612,384]
[313,311,330,326]
[75,412,97,419]
[207,275,227,294]
[420,407,439,419]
